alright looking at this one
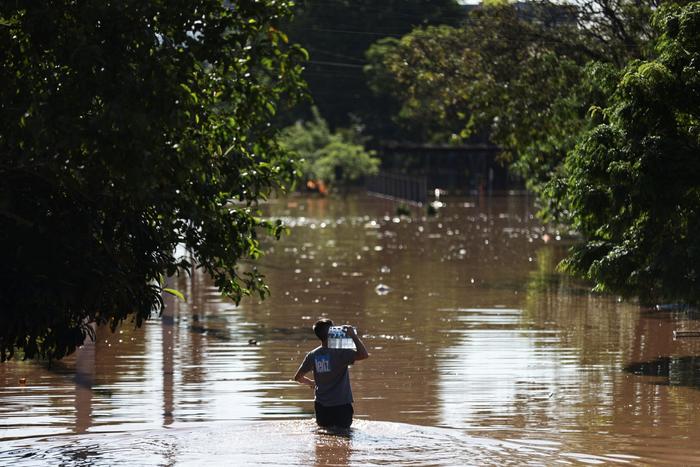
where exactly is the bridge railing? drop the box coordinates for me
[366,172,428,205]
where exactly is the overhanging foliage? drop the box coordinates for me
[0,1,306,360]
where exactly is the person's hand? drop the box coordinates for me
[343,325,357,338]
[306,380,315,389]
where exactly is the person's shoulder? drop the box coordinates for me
[331,348,356,361]
[306,345,323,356]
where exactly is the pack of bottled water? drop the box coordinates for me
[328,326,356,349]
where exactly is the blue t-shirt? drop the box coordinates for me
[300,346,356,407]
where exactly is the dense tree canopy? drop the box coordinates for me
[365,26,476,142]
[0,1,306,360]
[283,0,465,136]
[365,1,660,195]
[560,3,700,304]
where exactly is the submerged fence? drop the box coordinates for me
[366,172,428,205]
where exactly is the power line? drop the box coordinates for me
[308,59,365,69]
[309,27,404,37]
[306,45,367,63]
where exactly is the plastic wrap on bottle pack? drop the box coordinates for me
[327,326,356,349]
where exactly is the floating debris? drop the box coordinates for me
[656,304,689,312]
[673,331,700,339]
[395,204,411,217]
[375,284,391,295]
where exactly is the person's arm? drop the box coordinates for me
[293,361,315,389]
[345,326,369,361]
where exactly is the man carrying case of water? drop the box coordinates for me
[293,319,370,428]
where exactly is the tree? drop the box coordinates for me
[559,3,700,305]
[0,1,306,361]
[278,108,379,192]
[313,140,379,191]
[364,1,664,202]
[282,0,466,137]
[365,27,477,142]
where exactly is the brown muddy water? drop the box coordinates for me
[2,194,700,466]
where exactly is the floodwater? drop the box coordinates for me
[2,194,700,466]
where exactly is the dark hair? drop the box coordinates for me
[313,318,333,341]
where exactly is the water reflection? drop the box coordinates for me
[73,330,94,434]
[162,293,175,426]
[313,429,352,467]
[626,356,700,388]
[2,194,700,465]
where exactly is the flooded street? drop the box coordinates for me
[2,194,700,465]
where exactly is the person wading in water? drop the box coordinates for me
[293,318,369,428]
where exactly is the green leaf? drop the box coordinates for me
[163,288,186,302]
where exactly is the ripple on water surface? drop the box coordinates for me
[0,419,639,466]
[4,195,700,465]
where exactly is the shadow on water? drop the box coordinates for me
[625,356,700,389]
[638,306,700,321]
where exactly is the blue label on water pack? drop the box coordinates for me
[327,326,347,338]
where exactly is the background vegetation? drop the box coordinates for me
[278,108,379,193]
[362,1,699,305]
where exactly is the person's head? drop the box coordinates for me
[313,318,333,342]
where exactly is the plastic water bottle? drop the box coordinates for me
[328,326,356,349]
